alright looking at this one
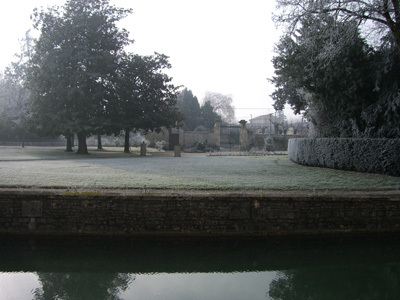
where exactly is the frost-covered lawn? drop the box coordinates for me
[0,146,163,160]
[0,147,399,190]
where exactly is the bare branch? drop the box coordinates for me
[275,0,400,54]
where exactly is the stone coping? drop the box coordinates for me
[1,187,399,199]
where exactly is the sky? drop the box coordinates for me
[0,0,296,121]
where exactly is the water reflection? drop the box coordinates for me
[33,272,133,300]
[268,266,400,300]
[0,235,399,299]
[122,272,276,300]
[0,272,39,300]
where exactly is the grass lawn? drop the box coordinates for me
[0,146,164,160]
[0,146,399,191]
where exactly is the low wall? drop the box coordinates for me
[0,141,66,147]
[289,138,400,176]
[251,134,295,151]
[181,131,215,147]
[144,130,215,148]
[1,190,400,236]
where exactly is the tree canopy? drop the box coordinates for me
[200,100,220,130]
[26,0,181,153]
[176,88,221,131]
[271,17,378,137]
[272,1,400,138]
[275,0,400,55]
[0,32,34,145]
[0,73,27,141]
[176,88,201,131]
[28,0,131,153]
[116,53,182,152]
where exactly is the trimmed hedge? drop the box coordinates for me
[288,138,400,176]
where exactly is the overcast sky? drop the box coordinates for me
[0,0,295,121]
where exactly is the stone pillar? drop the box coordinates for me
[239,120,250,151]
[174,144,181,157]
[214,120,221,148]
[140,141,146,156]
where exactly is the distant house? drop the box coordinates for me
[248,113,283,135]
[249,114,275,126]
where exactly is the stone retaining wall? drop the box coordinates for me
[1,190,400,236]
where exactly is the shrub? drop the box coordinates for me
[196,142,206,152]
[155,140,166,150]
[289,138,400,176]
[265,136,274,152]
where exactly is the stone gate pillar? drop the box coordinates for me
[140,141,146,156]
[239,120,250,151]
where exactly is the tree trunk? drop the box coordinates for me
[97,134,103,150]
[124,129,130,153]
[65,134,74,152]
[77,131,88,154]
[21,130,25,148]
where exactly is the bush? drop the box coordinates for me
[252,135,265,149]
[155,140,166,151]
[196,142,206,152]
[131,133,148,147]
[265,136,274,152]
[289,138,400,176]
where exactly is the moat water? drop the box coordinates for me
[0,235,399,299]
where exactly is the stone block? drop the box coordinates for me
[22,201,43,217]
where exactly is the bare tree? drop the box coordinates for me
[275,0,400,54]
[203,91,236,124]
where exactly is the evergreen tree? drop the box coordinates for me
[200,101,220,130]
[363,35,400,138]
[0,31,34,146]
[27,0,132,154]
[271,17,378,137]
[176,88,202,131]
[115,53,181,153]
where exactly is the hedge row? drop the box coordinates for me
[288,138,400,176]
